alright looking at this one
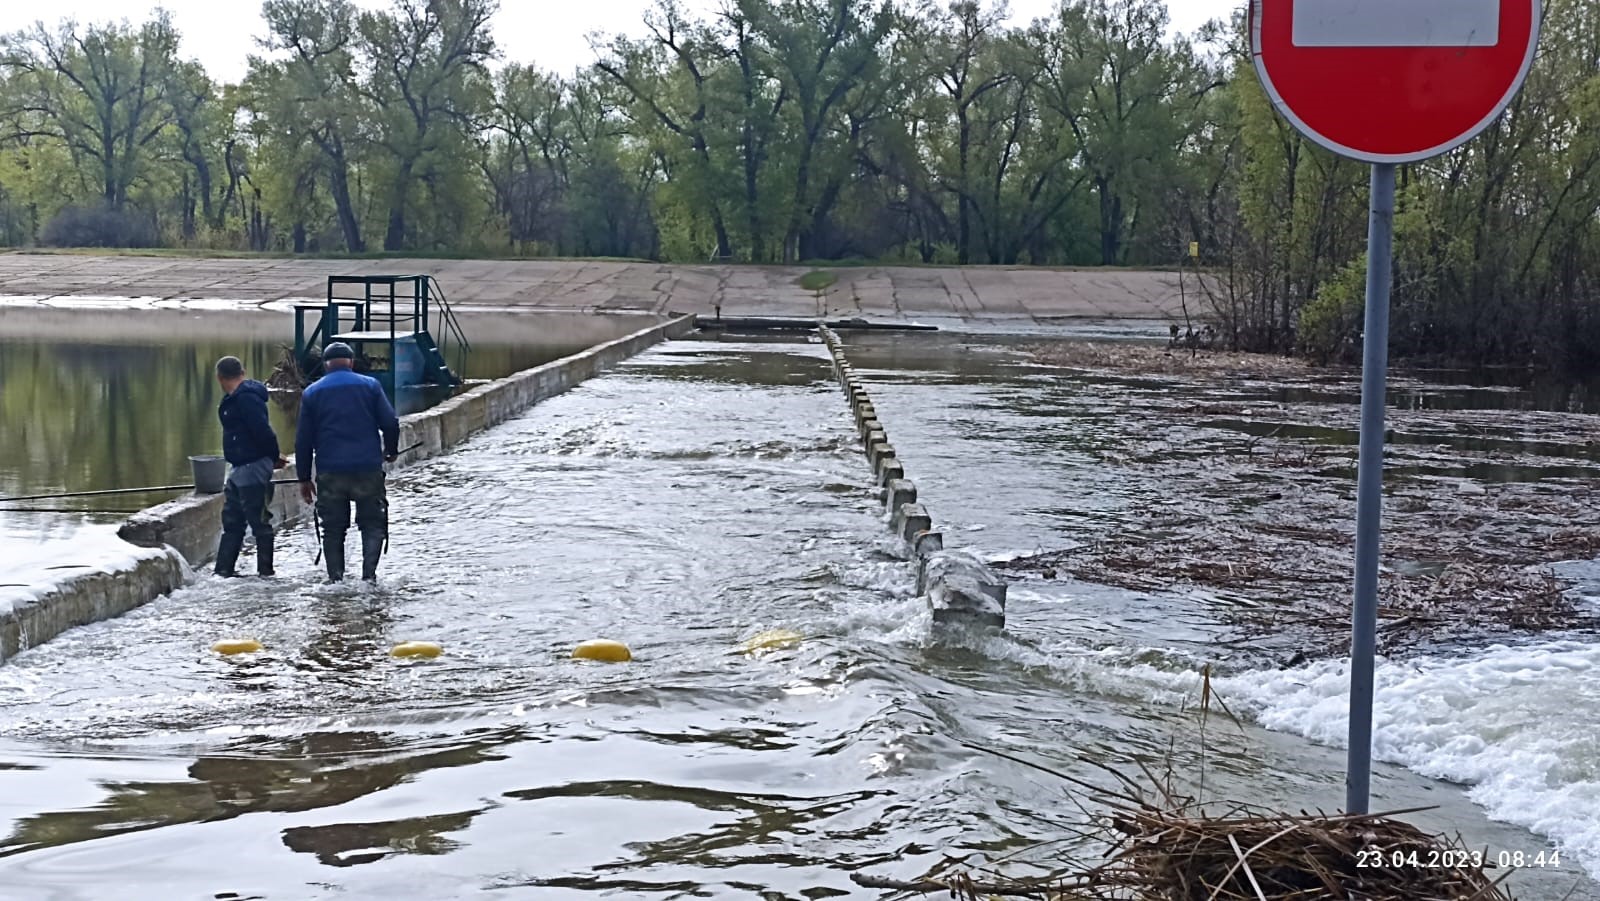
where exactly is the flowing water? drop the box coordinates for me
[0,335,1596,899]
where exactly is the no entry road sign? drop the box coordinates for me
[1247,0,1543,818]
[1251,0,1541,163]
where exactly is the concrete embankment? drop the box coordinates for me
[818,327,1008,628]
[1,313,696,663]
[0,252,1188,321]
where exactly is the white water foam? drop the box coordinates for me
[923,612,1600,881]
[1213,640,1600,880]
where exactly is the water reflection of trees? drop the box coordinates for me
[0,339,298,506]
[0,728,518,859]
[0,336,595,506]
[281,810,479,867]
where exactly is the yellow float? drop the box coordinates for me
[391,641,444,659]
[212,638,263,655]
[740,629,803,655]
[572,639,632,662]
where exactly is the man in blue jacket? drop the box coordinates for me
[296,342,401,582]
[215,356,287,577]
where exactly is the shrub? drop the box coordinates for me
[796,270,838,293]
[1298,254,1367,364]
[39,204,160,249]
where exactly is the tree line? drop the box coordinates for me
[2,0,1599,368]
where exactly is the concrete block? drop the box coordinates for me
[884,478,917,511]
[856,405,876,427]
[1,549,186,663]
[570,350,601,380]
[877,460,905,486]
[918,550,1007,629]
[505,374,532,409]
[869,442,896,472]
[917,549,1007,604]
[400,411,443,463]
[512,368,546,404]
[537,366,565,400]
[432,397,467,449]
[118,493,224,565]
[913,530,944,557]
[481,381,517,426]
[894,502,932,543]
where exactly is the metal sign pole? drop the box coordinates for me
[1346,161,1396,815]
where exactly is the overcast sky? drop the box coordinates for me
[0,0,1236,83]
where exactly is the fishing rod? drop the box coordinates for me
[0,479,300,504]
[0,506,144,515]
[0,443,425,506]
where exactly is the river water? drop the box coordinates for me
[0,334,1597,899]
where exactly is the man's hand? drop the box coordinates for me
[299,481,316,504]
[276,456,290,470]
[384,454,397,464]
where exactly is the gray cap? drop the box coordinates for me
[322,342,355,360]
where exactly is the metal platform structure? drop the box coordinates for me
[291,275,469,414]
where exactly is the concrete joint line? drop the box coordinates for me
[869,443,897,471]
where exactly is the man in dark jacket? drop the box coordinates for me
[215,356,287,577]
[296,342,401,582]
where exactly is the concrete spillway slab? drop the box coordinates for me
[0,253,1191,322]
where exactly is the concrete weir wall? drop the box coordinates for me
[1,313,696,663]
[817,327,1008,629]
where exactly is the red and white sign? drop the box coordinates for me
[1250,0,1541,163]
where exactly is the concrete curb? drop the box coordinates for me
[2,313,696,664]
[817,326,1006,629]
[0,550,187,664]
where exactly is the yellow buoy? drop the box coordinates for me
[741,629,803,655]
[572,639,632,662]
[391,641,444,659]
[212,638,263,655]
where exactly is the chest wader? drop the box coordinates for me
[315,471,389,582]
[216,471,276,578]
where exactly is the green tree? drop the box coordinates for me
[743,0,895,261]
[0,14,181,210]
[598,0,736,260]
[247,0,368,252]
[356,0,497,251]
[1029,0,1204,265]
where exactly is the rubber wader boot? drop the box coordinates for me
[360,532,384,582]
[256,534,275,577]
[214,533,244,578]
[324,536,346,582]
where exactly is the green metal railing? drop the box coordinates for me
[427,275,472,378]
